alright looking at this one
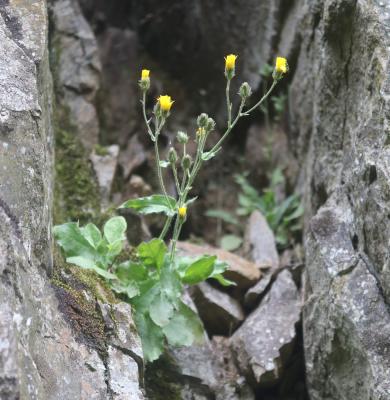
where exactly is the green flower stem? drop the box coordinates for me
[141,92,155,141]
[226,78,232,128]
[159,216,173,240]
[172,163,181,194]
[210,99,245,154]
[244,79,277,114]
[210,80,278,154]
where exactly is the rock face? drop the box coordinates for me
[243,211,279,272]
[284,1,390,399]
[50,0,101,151]
[0,1,144,399]
[230,270,301,388]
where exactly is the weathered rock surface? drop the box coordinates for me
[50,0,101,151]
[90,144,120,206]
[243,211,279,272]
[283,0,390,398]
[244,273,273,309]
[230,270,301,388]
[189,282,245,336]
[0,2,144,399]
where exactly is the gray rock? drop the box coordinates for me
[51,0,101,150]
[119,134,147,180]
[108,346,144,400]
[97,28,139,146]
[284,0,390,398]
[190,282,245,336]
[243,211,279,272]
[230,270,301,388]
[244,273,273,309]
[90,144,120,206]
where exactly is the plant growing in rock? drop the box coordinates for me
[54,55,288,361]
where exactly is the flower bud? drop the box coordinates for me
[139,69,150,91]
[196,127,206,137]
[178,206,187,219]
[181,154,192,170]
[197,113,209,128]
[168,147,178,164]
[225,54,237,80]
[272,57,288,81]
[239,82,252,100]
[177,131,189,144]
[206,117,216,132]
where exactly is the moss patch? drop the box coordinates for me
[52,247,120,356]
[54,111,101,224]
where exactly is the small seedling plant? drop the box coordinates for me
[54,55,288,362]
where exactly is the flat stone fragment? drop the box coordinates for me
[108,346,145,400]
[190,282,245,336]
[243,211,279,272]
[244,273,273,308]
[90,144,120,205]
[230,270,301,387]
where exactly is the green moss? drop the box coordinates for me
[54,120,101,224]
[94,144,110,156]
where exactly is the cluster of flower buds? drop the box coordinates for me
[197,113,216,133]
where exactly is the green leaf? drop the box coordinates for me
[220,234,243,251]
[80,223,102,248]
[135,312,165,362]
[111,281,140,298]
[208,259,236,286]
[149,292,175,327]
[201,151,217,161]
[205,209,239,225]
[115,261,148,283]
[103,216,127,244]
[138,239,167,270]
[182,256,216,285]
[107,240,123,258]
[119,195,176,217]
[54,223,97,259]
[159,262,182,306]
[211,273,236,286]
[66,256,117,280]
[163,301,204,346]
[159,160,170,168]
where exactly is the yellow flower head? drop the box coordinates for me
[275,57,288,74]
[158,95,174,112]
[178,206,187,218]
[141,69,150,80]
[225,54,238,71]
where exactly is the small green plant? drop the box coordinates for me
[237,169,303,247]
[207,169,303,249]
[54,55,288,361]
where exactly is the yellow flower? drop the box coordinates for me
[225,54,238,71]
[178,206,187,218]
[158,95,174,112]
[275,57,288,74]
[141,69,150,80]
